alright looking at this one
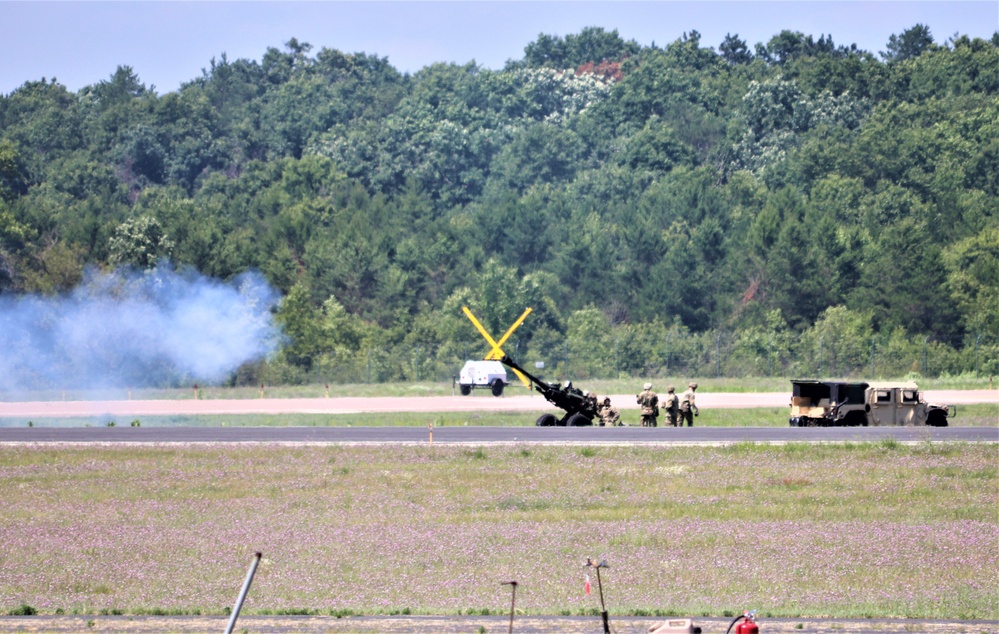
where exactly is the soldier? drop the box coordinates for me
[663,385,679,427]
[598,396,621,427]
[636,382,659,427]
[680,382,699,427]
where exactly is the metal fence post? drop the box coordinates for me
[923,336,929,376]
[871,337,876,378]
[819,335,824,378]
[716,332,722,378]
[976,334,981,376]
[664,333,671,377]
[768,334,774,377]
[614,339,621,379]
[564,341,569,381]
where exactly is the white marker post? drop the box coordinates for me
[224,552,262,634]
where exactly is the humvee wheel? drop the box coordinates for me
[459,384,472,396]
[842,411,867,427]
[926,410,949,427]
[535,414,557,427]
[490,380,504,397]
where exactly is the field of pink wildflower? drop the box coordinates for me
[0,443,995,619]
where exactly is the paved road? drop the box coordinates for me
[0,424,995,444]
[1,390,996,418]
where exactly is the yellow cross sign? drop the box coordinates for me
[462,306,532,387]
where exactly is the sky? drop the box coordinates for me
[1,1,997,96]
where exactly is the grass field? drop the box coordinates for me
[5,403,995,429]
[1,443,995,620]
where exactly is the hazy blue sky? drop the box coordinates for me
[2,1,996,95]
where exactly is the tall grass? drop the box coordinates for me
[0,444,995,619]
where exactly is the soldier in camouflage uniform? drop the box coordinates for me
[598,397,621,427]
[663,385,679,427]
[636,382,659,427]
[680,382,699,427]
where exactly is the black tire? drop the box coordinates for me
[842,411,868,427]
[459,384,472,396]
[535,413,557,427]
[926,410,949,427]
[567,413,593,427]
[491,381,505,397]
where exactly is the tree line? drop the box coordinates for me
[1,25,997,385]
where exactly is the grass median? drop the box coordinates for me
[5,403,995,428]
[1,443,995,620]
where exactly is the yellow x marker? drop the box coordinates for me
[462,306,532,387]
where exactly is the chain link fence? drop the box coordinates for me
[255,330,998,386]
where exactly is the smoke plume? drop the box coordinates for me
[0,265,282,394]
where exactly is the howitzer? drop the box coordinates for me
[499,355,596,426]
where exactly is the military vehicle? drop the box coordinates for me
[456,360,509,396]
[499,355,597,426]
[789,379,949,427]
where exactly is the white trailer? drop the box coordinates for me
[457,360,509,396]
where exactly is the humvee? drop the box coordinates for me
[789,380,949,427]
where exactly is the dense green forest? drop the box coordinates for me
[1,26,997,384]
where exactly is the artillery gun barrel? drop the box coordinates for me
[498,355,552,393]
[499,354,593,422]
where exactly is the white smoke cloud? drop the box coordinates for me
[0,264,283,393]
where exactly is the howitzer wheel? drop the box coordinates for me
[535,413,557,427]
[566,413,593,427]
